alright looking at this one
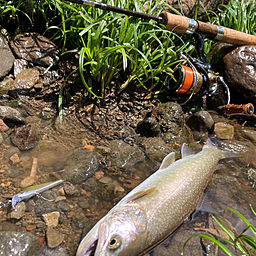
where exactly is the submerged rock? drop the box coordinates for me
[0,231,40,256]
[0,76,13,95]
[0,34,15,79]
[10,33,59,67]
[11,124,40,150]
[46,226,64,248]
[108,140,145,169]
[62,149,100,184]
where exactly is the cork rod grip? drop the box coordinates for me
[161,11,256,46]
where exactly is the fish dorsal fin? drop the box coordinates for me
[159,152,175,170]
[181,143,195,158]
[127,187,158,202]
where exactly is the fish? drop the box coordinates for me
[76,139,231,256]
[11,179,64,209]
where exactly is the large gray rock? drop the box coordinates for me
[10,33,59,67]
[0,34,15,79]
[0,231,40,256]
[211,44,256,104]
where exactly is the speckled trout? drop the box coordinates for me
[76,140,226,256]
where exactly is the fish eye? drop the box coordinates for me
[108,236,121,250]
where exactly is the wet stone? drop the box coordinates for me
[0,231,40,256]
[63,182,80,196]
[56,201,70,212]
[13,59,28,77]
[36,245,67,256]
[3,115,26,126]
[0,34,15,80]
[46,226,64,248]
[155,102,185,143]
[62,149,100,184]
[222,45,256,103]
[0,119,9,132]
[11,124,40,150]
[10,202,26,219]
[8,68,40,98]
[0,133,3,144]
[137,111,160,137]
[139,137,173,163]
[108,140,145,169]
[0,76,13,95]
[0,105,22,119]
[214,122,234,140]
[34,198,59,217]
[42,211,60,227]
[98,176,112,184]
[186,110,214,140]
[9,153,20,165]
[20,177,35,188]
[10,33,59,67]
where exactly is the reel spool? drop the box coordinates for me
[167,52,209,105]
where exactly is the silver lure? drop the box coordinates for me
[11,179,64,209]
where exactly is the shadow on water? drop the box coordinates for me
[0,103,256,256]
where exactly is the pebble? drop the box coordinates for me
[55,196,66,202]
[20,176,36,188]
[0,119,9,132]
[20,160,31,168]
[46,226,64,248]
[214,122,234,139]
[9,153,20,165]
[94,171,104,180]
[84,145,95,151]
[98,176,112,184]
[57,187,65,196]
[42,211,60,227]
[10,202,26,219]
[0,133,3,144]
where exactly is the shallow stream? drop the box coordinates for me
[0,99,256,256]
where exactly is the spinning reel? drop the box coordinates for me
[167,34,254,117]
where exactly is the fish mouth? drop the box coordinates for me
[77,237,98,256]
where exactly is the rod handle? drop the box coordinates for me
[160,11,256,46]
[224,103,254,116]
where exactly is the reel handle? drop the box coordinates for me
[224,103,254,116]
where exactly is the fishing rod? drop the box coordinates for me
[68,0,255,116]
[67,0,256,45]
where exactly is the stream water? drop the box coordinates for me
[0,100,256,256]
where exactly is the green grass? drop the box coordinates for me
[215,0,256,35]
[183,207,256,256]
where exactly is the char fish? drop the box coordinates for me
[76,140,228,256]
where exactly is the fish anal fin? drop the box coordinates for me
[159,152,175,170]
[194,193,221,217]
[127,187,158,202]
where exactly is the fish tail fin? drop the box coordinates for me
[204,135,243,159]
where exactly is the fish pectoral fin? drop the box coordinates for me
[159,152,175,170]
[127,187,158,202]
